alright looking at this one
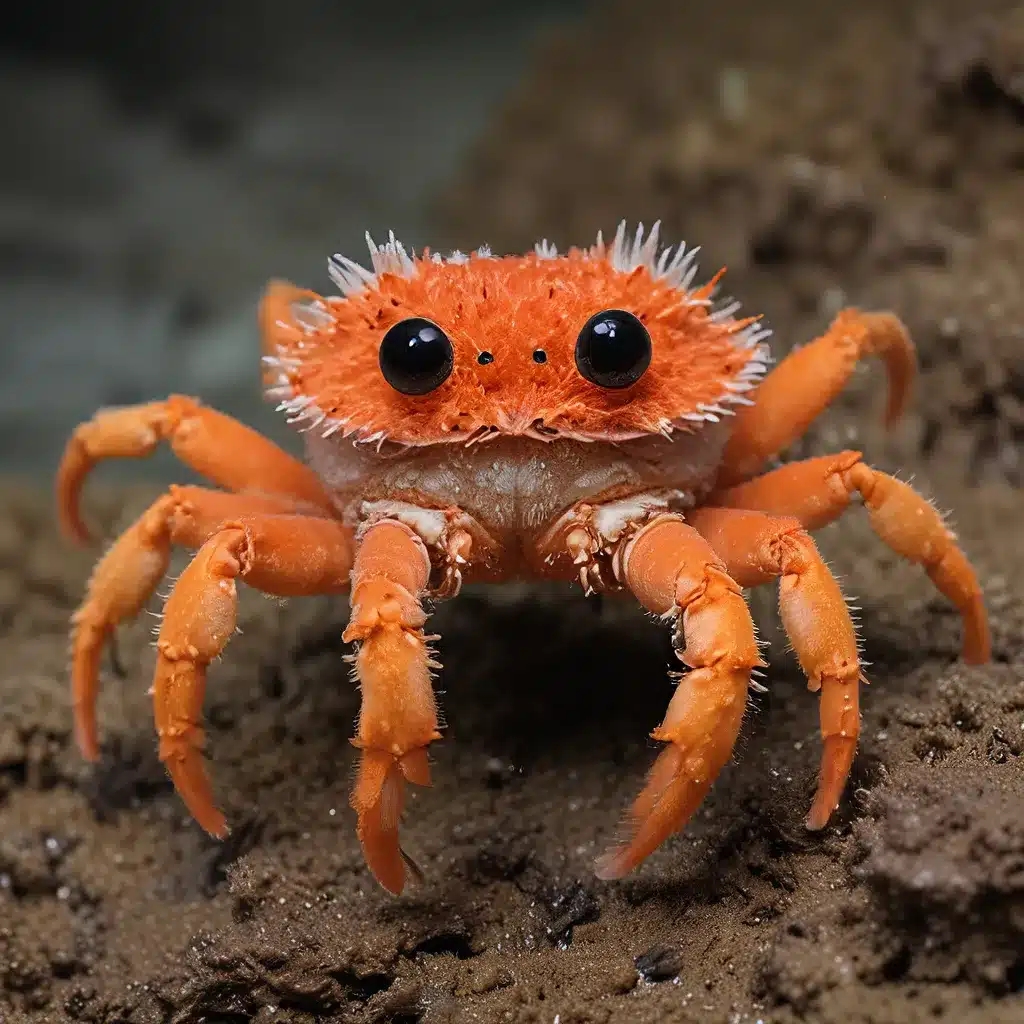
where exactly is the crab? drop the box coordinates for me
[57,222,991,894]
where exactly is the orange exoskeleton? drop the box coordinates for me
[57,222,990,893]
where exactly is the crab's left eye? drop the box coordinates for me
[379,317,454,396]
[575,309,651,389]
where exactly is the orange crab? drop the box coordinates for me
[57,223,990,894]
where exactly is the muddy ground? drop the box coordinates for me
[3,0,1024,1021]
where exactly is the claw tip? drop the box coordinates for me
[59,514,91,547]
[207,817,230,840]
[804,806,832,831]
[75,728,101,763]
[593,850,629,881]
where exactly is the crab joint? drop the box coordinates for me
[567,527,596,565]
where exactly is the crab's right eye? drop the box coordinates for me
[379,317,454,396]
[575,309,651,390]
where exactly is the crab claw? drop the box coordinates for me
[56,397,333,547]
[351,746,432,894]
[596,516,761,880]
[149,515,353,839]
[343,523,441,894]
[594,664,750,880]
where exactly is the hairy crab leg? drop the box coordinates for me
[342,520,441,895]
[717,309,916,488]
[153,514,353,837]
[57,395,334,544]
[595,515,763,880]
[70,486,303,761]
[688,507,863,829]
[709,451,990,664]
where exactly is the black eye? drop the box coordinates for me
[379,317,454,396]
[575,309,652,389]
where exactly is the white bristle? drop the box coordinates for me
[268,221,775,441]
[290,299,335,334]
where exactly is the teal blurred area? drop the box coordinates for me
[0,0,589,478]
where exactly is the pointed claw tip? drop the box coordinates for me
[593,850,630,881]
[400,846,425,886]
[368,861,406,895]
[75,728,101,763]
[962,609,991,665]
[58,508,90,546]
[199,811,229,839]
[67,526,91,547]
[804,807,831,831]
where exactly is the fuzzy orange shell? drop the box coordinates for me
[260,245,768,446]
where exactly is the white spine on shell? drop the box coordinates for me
[265,222,773,442]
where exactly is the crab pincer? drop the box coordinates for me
[343,520,442,894]
[595,515,763,879]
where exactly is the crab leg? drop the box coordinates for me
[57,395,334,543]
[342,520,440,895]
[70,486,303,761]
[153,514,353,837]
[595,515,763,880]
[709,451,990,664]
[717,309,916,487]
[688,507,863,828]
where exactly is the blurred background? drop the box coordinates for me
[2,0,1022,486]
[0,0,589,476]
